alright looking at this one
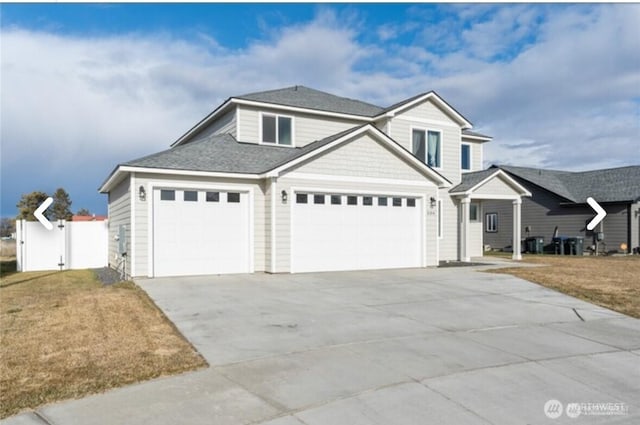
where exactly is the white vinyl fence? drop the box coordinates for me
[16,220,108,272]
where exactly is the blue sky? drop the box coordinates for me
[1,3,639,217]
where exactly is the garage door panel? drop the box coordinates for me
[153,189,250,277]
[292,192,423,273]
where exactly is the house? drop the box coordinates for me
[72,214,107,222]
[99,86,530,278]
[483,165,640,254]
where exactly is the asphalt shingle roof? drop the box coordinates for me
[495,165,640,203]
[237,86,385,117]
[123,126,367,175]
[449,169,500,193]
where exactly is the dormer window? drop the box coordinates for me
[262,113,293,146]
[412,128,441,168]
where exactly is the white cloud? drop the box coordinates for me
[1,4,638,214]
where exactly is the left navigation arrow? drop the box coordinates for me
[34,197,54,230]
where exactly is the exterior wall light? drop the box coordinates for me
[281,190,288,203]
[139,186,146,201]
[430,196,437,208]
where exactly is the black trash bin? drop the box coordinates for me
[567,237,584,255]
[526,236,545,254]
[552,236,568,255]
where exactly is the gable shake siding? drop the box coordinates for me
[473,176,523,197]
[288,134,427,180]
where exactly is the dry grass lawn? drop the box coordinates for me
[488,255,640,318]
[0,267,207,419]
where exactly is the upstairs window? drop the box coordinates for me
[262,114,292,146]
[412,129,441,168]
[461,144,471,171]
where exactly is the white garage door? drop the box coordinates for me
[153,188,250,277]
[291,192,423,273]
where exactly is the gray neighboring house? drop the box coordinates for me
[483,165,640,254]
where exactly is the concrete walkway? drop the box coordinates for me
[4,264,640,424]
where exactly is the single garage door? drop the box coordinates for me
[153,188,250,277]
[291,192,423,273]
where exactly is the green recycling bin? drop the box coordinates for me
[525,236,545,254]
[566,237,584,255]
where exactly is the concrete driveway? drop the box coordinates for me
[5,265,640,424]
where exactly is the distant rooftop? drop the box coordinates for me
[494,164,640,203]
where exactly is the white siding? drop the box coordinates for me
[438,189,460,261]
[289,134,428,181]
[389,99,463,185]
[474,176,523,197]
[461,139,484,171]
[107,177,131,277]
[132,173,266,276]
[237,105,360,146]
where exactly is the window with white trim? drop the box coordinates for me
[412,128,441,168]
[485,213,498,233]
[461,143,471,171]
[262,114,292,146]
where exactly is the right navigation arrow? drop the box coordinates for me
[586,197,606,231]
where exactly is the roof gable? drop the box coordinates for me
[450,169,531,197]
[267,124,451,187]
[378,91,472,128]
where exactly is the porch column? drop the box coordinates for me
[461,197,471,262]
[512,198,522,261]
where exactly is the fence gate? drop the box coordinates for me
[16,220,108,272]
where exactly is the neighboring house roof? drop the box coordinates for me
[237,86,384,117]
[449,169,531,197]
[100,124,451,192]
[72,215,107,221]
[493,165,640,203]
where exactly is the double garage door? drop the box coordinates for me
[152,187,424,276]
[291,192,423,273]
[153,188,251,277]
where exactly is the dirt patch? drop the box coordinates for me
[0,269,207,419]
[487,255,640,318]
[0,240,16,258]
